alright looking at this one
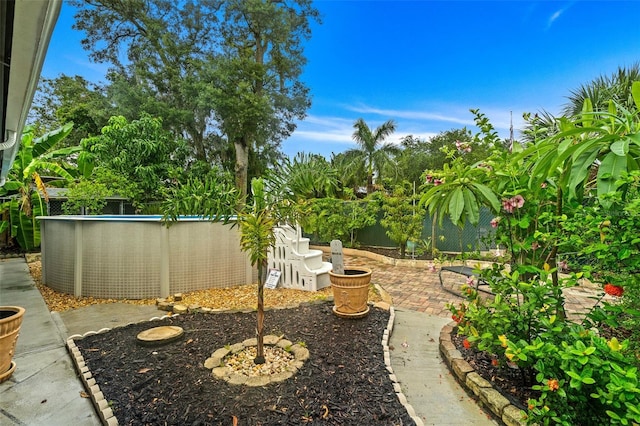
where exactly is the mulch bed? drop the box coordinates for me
[74,302,415,426]
[451,333,536,410]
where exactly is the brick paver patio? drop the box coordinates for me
[343,254,605,322]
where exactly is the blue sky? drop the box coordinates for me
[41,1,640,159]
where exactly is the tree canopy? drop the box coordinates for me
[28,75,112,146]
[71,0,320,196]
[82,115,188,204]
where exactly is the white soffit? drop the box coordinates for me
[1,0,62,185]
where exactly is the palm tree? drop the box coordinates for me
[563,63,640,117]
[238,179,275,364]
[520,110,560,143]
[331,150,366,194]
[522,64,640,142]
[276,153,339,200]
[347,118,399,194]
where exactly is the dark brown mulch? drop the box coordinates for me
[74,302,415,426]
[451,333,537,410]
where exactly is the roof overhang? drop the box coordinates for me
[1,0,62,186]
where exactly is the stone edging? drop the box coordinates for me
[439,321,527,426]
[66,299,419,425]
[381,306,426,426]
[66,314,174,426]
[204,335,309,386]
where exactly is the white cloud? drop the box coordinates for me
[347,105,476,127]
[546,1,576,30]
[292,129,353,143]
[284,102,532,158]
[548,9,563,27]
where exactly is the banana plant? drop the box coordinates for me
[0,123,76,250]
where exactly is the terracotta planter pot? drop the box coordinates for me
[329,268,372,318]
[0,306,25,383]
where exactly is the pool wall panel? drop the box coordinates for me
[39,216,256,299]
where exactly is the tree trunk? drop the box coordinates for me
[366,174,374,194]
[254,261,266,365]
[192,131,207,163]
[234,137,249,199]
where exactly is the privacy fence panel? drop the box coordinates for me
[332,207,496,253]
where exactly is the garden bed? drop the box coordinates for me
[72,303,415,425]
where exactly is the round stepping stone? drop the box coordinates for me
[136,326,184,346]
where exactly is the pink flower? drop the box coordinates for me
[490,217,501,228]
[466,276,475,286]
[512,195,525,208]
[502,195,525,213]
[425,175,434,183]
[502,199,515,214]
[531,241,539,250]
[428,264,437,273]
[558,260,568,271]
[540,182,547,189]
[455,140,472,153]
[433,179,443,186]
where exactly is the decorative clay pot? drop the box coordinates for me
[0,306,25,383]
[329,268,372,318]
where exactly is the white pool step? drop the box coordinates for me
[267,224,333,291]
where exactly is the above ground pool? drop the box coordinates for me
[38,215,256,299]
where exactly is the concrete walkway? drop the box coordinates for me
[0,258,100,426]
[389,309,496,425]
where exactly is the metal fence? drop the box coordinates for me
[353,207,496,253]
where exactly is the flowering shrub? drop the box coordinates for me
[525,327,640,426]
[501,194,525,214]
[434,94,640,424]
[453,268,640,425]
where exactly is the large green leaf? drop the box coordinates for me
[9,200,33,250]
[77,151,95,178]
[581,98,593,128]
[1,181,23,192]
[628,133,640,146]
[24,161,75,183]
[470,182,500,213]
[610,139,629,156]
[462,188,480,225]
[567,149,599,199]
[40,145,82,160]
[448,187,464,227]
[632,81,640,111]
[597,151,628,201]
[32,123,74,158]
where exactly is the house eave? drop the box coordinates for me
[1,0,62,186]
